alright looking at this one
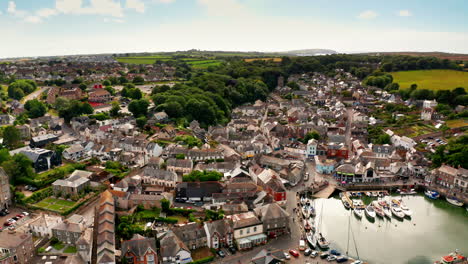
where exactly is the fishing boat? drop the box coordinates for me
[391,203,405,219]
[306,231,317,249]
[364,205,376,219]
[371,201,385,218]
[446,197,464,207]
[399,200,413,217]
[434,250,466,264]
[353,208,363,218]
[315,232,330,249]
[425,190,440,200]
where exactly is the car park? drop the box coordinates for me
[289,249,299,258]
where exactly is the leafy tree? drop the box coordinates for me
[57,99,94,122]
[136,116,147,128]
[128,99,149,117]
[110,101,121,117]
[374,134,391,145]
[161,198,170,212]
[3,126,21,149]
[8,80,36,100]
[102,80,111,86]
[25,99,47,118]
[1,153,35,185]
[301,131,320,143]
[132,76,145,85]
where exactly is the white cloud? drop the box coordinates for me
[7,1,16,13]
[7,1,27,17]
[37,8,58,18]
[398,10,412,17]
[126,0,145,13]
[358,10,378,19]
[24,16,42,23]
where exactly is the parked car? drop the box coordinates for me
[228,247,236,254]
[311,251,318,258]
[22,212,29,216]
[3,222,12,226]
[283,252,291,260]
[337,256,349,263]
[289,249,300,258]
[330,249,341,256]
[320,252,329,259]
[327,255,337,262]
[351,260,363,264]
[194,202,204,207]
[304,248,312,256]
[217,250,225,258]
[0,211,6,216]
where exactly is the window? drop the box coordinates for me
[253,227,257,232]
[247,228,250,234]
[240,230,243,235]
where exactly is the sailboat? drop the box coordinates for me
[314,203,330,250]
[446,197,464,207]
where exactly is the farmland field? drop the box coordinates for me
[115,56,222,68]
[393,123,437,138]
[391,70,468,90]
[446,119,468,128]
[244,57,282,62]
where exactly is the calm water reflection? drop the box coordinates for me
[313,195,468,264]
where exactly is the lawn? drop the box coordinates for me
[64,246,77,253]
[33,197,77,214]
[446,119,468,128]
[52,242,65,250]
[391,70,468,90]
[115,56,222,68]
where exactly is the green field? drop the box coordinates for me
[391,70,468,90]
[446,119,468,128]
[34,197,77,213]
[115,55,222,68]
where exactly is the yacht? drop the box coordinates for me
[446,197,464,207]
[399,200,413,217]
[306,231,317,249]
[378,200,392,218]
[391,203,405,219]
[425,190,440,200]
[371,201,385,218]
[353,208,363,218]
[364,205,376,219]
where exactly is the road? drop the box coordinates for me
[21,86,49,103]
[345,107,354,153]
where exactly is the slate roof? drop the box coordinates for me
[122,234,157,258]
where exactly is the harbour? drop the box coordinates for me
[299,193,468,264]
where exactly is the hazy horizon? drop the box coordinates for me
[1,0,468,58]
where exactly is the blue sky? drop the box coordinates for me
[1,0,467,58]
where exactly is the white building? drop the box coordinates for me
[28,214,62,238]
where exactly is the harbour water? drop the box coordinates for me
[314,195,468,264]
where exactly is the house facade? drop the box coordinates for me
[204,219,234,249]
[122,234,158,264]
[227,212,267,250]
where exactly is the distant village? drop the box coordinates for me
[0,57,466,264]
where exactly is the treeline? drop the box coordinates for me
[380,55,462,72]
[397,86,468,107]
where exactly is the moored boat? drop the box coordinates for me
[398,188,417,195]
[446,197,464,207]
[399,200,413,217]
[309,205,316,217]
[365,205,376,219]
[434,250,466,264]
[353,208,363,218]
[372,201,385,218]
[306,231,316,249]
[378,199,392,218]
[300,197,308,205]
[315,232,330,249]
[302,205,311,218]
[391,203,405,219]
[425,190,440,200]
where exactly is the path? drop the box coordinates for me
[21,86,48,103]
[312,184,337,199]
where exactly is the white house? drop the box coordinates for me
[63,144,86,161]
[226,212,266,250]
[391,135,416,149]
[160,231,192,264]
[28,214,62,238]
[306,139,318,157]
